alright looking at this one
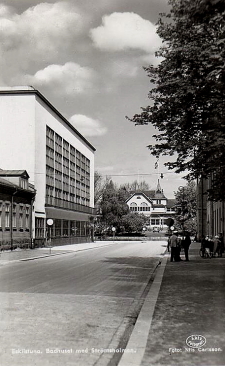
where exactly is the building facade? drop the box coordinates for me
[0,87,95,246]
[197,176,225,240]
[0,170,35,249]
[126,181,176,231]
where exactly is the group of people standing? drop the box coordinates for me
[167,231,224,261]
[168,232,191,262]
[202,233,224,257]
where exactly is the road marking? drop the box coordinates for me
[117,257,167,366]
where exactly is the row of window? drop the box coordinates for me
[35,218,90,238]
[46,126,90,206]
[130,206,151,211]
[129,202,173,212]
[0,202,30,230]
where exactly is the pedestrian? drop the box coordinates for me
[218,232,224,256]
[167,236,171,252]
[213,235,220,257]
[169,232,179,262]
[182,233,191,261]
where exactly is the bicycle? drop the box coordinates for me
[199,247,213,258]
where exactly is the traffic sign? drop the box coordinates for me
[47,219,53,226]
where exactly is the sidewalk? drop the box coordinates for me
[123,242,225,366]
[0,240,121,264]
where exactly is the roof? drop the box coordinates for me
[128,189,167,200]
[167,199,176,208]
[0,86,96,152]
[0,177,16,187]
[0,176,35,194]
[0,170,29,179]
[129,190,155,198]
[126,192,153,204]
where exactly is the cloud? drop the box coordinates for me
[0,2,85,82]
[110,60,139,77]
[24,62,96,95]
[90,12,161,53]
[69,114,107,137]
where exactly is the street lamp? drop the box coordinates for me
[178,186,186,239]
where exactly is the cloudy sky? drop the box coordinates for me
[0,0,186,197]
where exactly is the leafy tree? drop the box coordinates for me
[174,181,197,234]
[99,180,130,230]
[128,0,225,200]
[120,213,147,233]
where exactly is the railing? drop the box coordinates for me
[45,196,95,214]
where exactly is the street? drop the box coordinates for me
[0,240,166,366]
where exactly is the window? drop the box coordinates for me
[0,202,2,230]
[81,221,86,236]
[35,218,45,238]
[5,203,10,228]
[20,178,28,190]
[55,219,61,237]
[25,206,30,230]
[76,221,81,236]
[70,221,76,236]
[12,205,17,229]
[63,220,69,236]
[130,202,137,211]
[140,202,148,211]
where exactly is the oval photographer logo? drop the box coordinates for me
[186,335,206,349]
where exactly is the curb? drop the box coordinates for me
[17,241,122,262]
[117,255,168,366]
[19,251,74,261]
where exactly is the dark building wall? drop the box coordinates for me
[197,175,225,240]
[0,185,34,249]
[196,177,207,241]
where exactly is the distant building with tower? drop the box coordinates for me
[126,180,176,231]
[0,86,95,247]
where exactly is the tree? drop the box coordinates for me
[128,0,225,200]
[94,171,111,205]
[121,180,150,191]
[99,180,130,230]
[120,213,147,233]
[174,181,197,234]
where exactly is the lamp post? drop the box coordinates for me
[178,186,186,239]
[46,219,53,253]
[112,227,116,242]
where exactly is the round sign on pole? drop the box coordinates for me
[47,219,54,226]
[170,226,174,231]
[112,227,116,232]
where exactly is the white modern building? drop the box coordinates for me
[126,180,176,231]
[0,86,95,246]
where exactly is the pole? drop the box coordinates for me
[201,176,204,241]
[10,195,13,251]
[182,187,185,239]
[10,190,17,251]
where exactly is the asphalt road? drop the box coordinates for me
[0,240,166,366]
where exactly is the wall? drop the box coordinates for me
[0,94,35,178]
